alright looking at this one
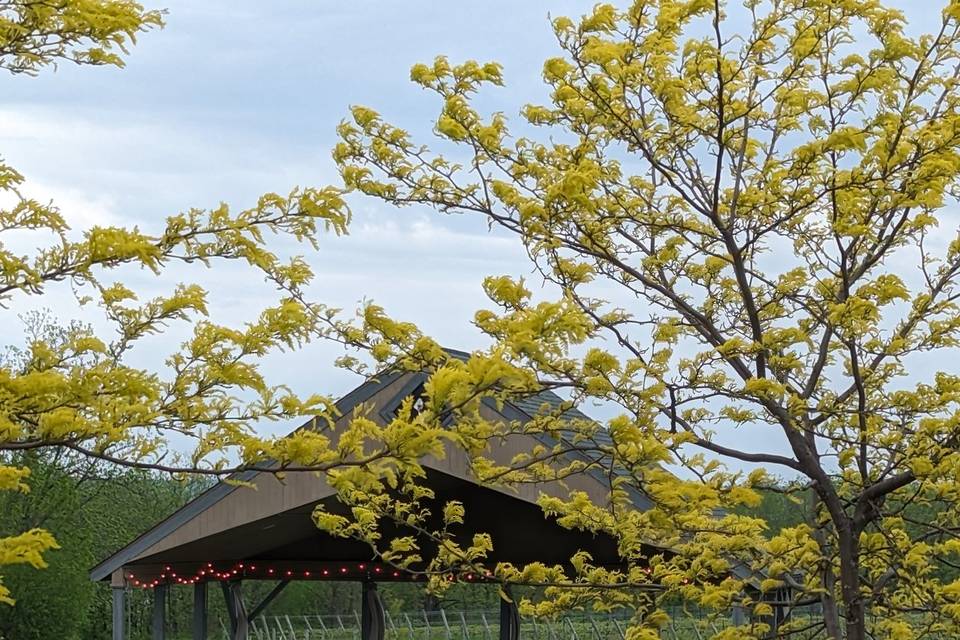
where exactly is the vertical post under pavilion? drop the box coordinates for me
[152,583,167,639]
[193,581,208,640]
[361,581,386,640]
[223,580,248,640]
[499,586,520,640]
[112,586,125,640]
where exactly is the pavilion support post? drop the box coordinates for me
[361,581,385,640]
[193,581,208,640]
[766,588,790,639]
[221,580,249,640]
[152,583,167,639]
[731,603,746,626]
[112,586,126,640]
[499,586,520,640]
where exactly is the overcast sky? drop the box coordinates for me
[1,1,603,403]
[0,1,948,470]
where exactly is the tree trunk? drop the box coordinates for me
[821,563,842,639]
[809,493,842,639]
[837,524,866,640]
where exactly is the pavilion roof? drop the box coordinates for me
[91,357,655,587]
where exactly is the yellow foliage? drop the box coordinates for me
[7,0,960,636]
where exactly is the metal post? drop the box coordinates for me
[545,620,558,640]
[386,610,397,637]
[499,588,520,640]
[233,581,250,640]
[222,582,237,637]
[611,619,625,640]
[458,612,469,640]
[112,587,126,640]
[361,582,385,640]
[731,604,746,626]
[153,583,168,639]
[588,615,601,640]
[193,582,208,640]
[222,580,249,640]
[439,609,451,640]
[481,612,492,640]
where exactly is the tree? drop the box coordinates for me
[324,1,960,638]
[0,0,408,606]
[0,450,98,640]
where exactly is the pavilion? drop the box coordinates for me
[92,358,660,640]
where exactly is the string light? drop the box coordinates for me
[119,562,532,589]
[124,562,423,588]
[123,560,649,590]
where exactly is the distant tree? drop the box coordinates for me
[76,467,205,639]
[0,451,96,639]
[729,479,810,543]
[0,447,199,639]
[326,1,960,639]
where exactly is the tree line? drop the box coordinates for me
[0,451,498,639]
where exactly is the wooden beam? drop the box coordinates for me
[499,587,519,640]
[221,580,249,640]
[152,583,167,639]
[247,580,290,623]
[112,587,125,640]
[361,581,385,640]
[220,582,236,635]
[193,582,207,640]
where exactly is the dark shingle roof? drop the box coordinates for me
[509,391,615,449]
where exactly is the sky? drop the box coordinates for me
[0,0,952,471]
[0,1,597,406]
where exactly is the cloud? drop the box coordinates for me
[3,0,953,474]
